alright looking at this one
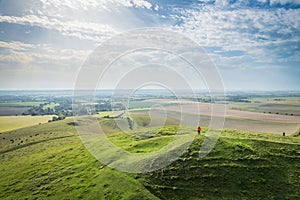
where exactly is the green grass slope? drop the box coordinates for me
[142,130,300,199]
[0,118,158,200]
[0,117,300,199]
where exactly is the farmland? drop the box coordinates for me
[0,107,30,116]
[0,100,45,116]
[0,115,54,132]
[0,102,45,107]
[228,101,300,116]
[140,99,300,135]
[132,109,299,135]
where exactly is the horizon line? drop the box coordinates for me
[0,89,299,92]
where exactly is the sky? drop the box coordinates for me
[0,0,299,91]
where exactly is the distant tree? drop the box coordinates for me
[57,115,65,120]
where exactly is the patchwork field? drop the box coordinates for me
[141,99,300,135]
[145,99,300,122]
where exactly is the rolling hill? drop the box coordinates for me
[0,116,300,199]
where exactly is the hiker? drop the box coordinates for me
[197,126,201,134]
[283,132,285,136]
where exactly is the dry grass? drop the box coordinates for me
[0,115,54,132]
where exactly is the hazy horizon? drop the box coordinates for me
[0,88,299,93]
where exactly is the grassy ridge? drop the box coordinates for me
[0,117,300,199]
[143,130,300,199]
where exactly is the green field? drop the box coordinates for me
[0,115,54,132]
[0,102,44,107]
[43,102,60,109]
[0,116,300,199]
[228,101,300,116]
[249,96,300,102]
[127,101,177,109]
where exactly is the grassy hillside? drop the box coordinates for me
[0,118,157,199]
[142,129,300,199]
[0,117,300,199]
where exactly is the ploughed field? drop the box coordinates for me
[142,99,300,135]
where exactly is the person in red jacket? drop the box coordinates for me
[197,126,201,135]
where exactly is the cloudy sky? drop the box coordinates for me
[0,0,299,90]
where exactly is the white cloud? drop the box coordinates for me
[171,5,300,64]
[0,52,33,65]
[257,0,268,3]
[270,0,300,5]
[132,0,152,9]
[211,0,300,7]
[40,0,152,11]
[0,41,89,70]
[215,0,230,7]
[0,41,35,51]
[0,15,118,42]
[0,0,156,42]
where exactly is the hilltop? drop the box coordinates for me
[0,117,300,199]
